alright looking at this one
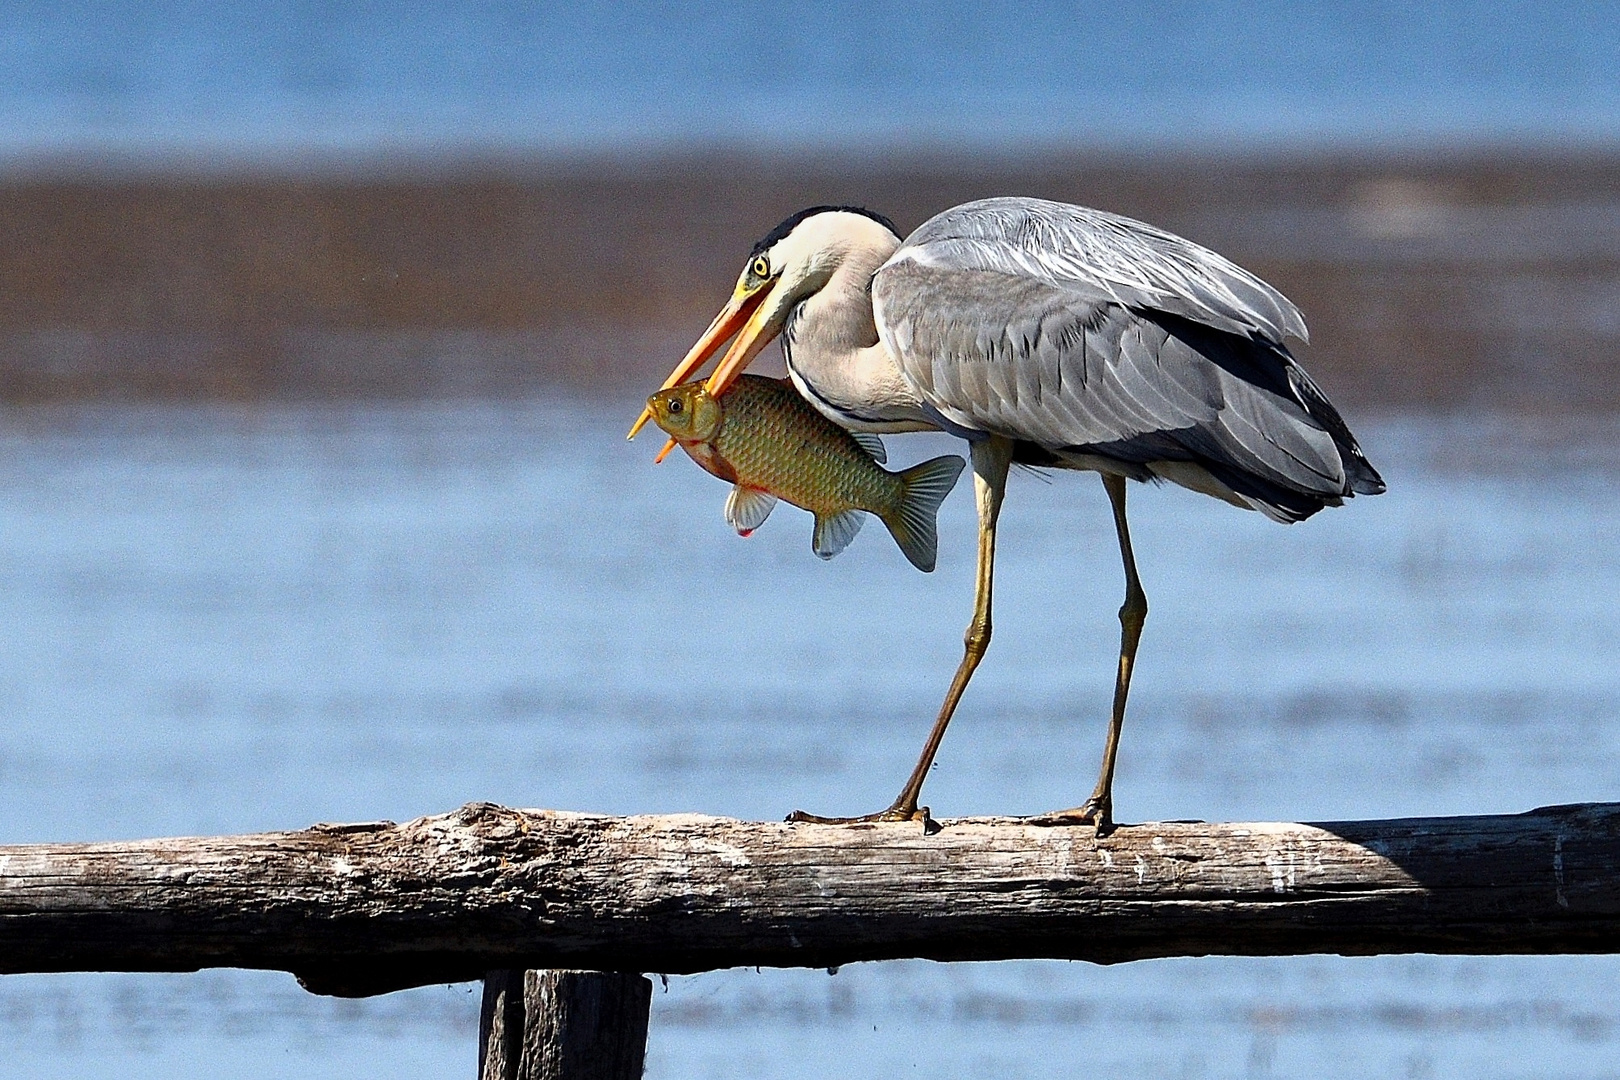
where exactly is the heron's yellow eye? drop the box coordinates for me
[751,256,770,279]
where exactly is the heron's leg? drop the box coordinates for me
[1032,472,1146,835]
[788,435,1013,826]
[885,435,1014,816]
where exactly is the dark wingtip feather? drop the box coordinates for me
[1348,459,1387,496]
[1282,355,1386,498]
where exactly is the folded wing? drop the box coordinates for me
[873,197,1383,522]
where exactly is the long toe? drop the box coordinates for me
[1026,798,1114,835]
[786,806,932,826]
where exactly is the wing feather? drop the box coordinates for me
[888,197,1309,344]
[872,205,1381,510]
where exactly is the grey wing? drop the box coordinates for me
[890,196,1309,344]
[873,200,1384,521]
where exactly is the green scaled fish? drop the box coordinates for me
[647,375,965,572]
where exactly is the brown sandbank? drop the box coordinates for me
[2,149,1617,409]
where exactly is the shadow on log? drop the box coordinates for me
[0,801,1616,996]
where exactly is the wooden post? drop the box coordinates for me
[479,969,526,1079]
[479,969,652,1080]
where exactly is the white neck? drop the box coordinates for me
[782,236,933,433]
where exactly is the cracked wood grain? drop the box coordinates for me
[478,970,651,1080]
[0,802,1616,996]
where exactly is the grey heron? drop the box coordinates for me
[629,197,1385,831]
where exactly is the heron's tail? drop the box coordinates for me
[880,455,966,572]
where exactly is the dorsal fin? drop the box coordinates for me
[850,431,887,464]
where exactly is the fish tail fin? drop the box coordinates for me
[881,454,966,572]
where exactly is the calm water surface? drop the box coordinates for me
[6,2,1620,154]
[1,400,1618,1079]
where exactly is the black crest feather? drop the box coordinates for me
[751,206,900,257]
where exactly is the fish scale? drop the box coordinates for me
[646,374,965,572]
[711,377,901,516]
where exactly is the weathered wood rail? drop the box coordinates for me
[2,801,1617,999]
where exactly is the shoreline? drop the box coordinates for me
[3,148,1618,409]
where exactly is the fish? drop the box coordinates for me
[646,374,966,572]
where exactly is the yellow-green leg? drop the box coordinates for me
[788,436,1014,825]
[1033,472,1147,834]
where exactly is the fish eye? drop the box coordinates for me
[667,398,683,414]
[751,256,770,279]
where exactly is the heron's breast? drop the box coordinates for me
[784,351,935,434]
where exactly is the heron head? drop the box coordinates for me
[628,206,900,441]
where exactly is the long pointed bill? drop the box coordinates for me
[627,287,766,440]
[702,280,785,398]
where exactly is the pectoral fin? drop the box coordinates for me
[811,510,865,560]
[725,485,778,536]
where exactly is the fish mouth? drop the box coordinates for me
[627,282,773,443]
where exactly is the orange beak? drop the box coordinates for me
[627,284,770,442]
[700,279,784,398]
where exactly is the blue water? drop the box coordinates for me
[4,1,1620,158]
[1,400,1618,1078]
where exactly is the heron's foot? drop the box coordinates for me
[786,803,937,831]
[1026,796,1115,836]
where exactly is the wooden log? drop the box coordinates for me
[0,801,1617,997]
[479,970,651,1080]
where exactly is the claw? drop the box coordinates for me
[785,805,937,832]
[1026,798,1115,836]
